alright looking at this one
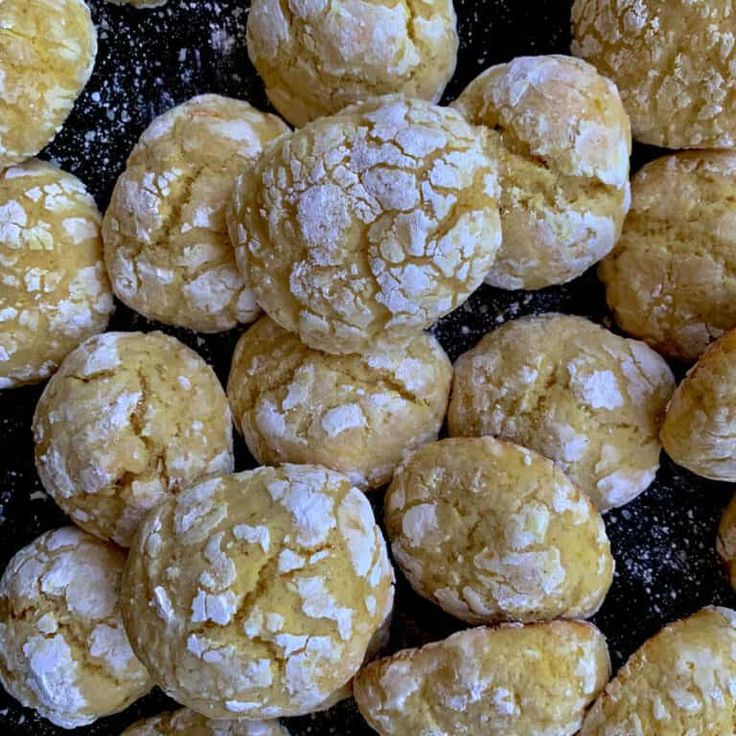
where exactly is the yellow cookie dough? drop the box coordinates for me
[227,317,452,489]
[571,0,736,149]
[354,620,610,736]
[0,527,152,729]
[122,709,289,736]
[0,0,96,167]
[452,54,631,290]
[0,159,113,389]
[600,151,736,362]
[385,437,613,624]
[449,314,675,511]
[246,0,458,127]
[660,328,736,481]
[228,95,502,354]
[33,331,234,546]
[122,465,395,720]
[581,606,736,735]
[718,495,736,593]
[103,95,289,333]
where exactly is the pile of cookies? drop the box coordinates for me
[2,0,736,734]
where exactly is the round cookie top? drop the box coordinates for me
[600,151,736,362]
[571,0,736,149]
[448,313,675,511]
[227,316,452,489]
[122,709,289,736]
[0,0,97,167]
[452,54,631,290]
[0,159,113,389]
[32,331,234,546]
[581,606,736,734]
[661,328,736,481]
[246,0,458,127]
[354,620,610,736]
[0,527,152,729]
[717,494,736,594]
[103,95,289,333]
[385,437,613,624]
[121,465,395,720]
[228,94,502,354]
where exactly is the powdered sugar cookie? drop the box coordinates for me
[121,709,289,735]
[228,95,502,354]
[0,527,151,729]
[104,95,289,332]
[33,331,234,546]
[246,0,458,127]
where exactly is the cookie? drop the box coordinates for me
[121,709,289,735]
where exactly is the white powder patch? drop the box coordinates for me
[190,588,239,625]
[233,524,271,553]
[401,503,439,547]
[321,404,366,437]
[337,490,376,577]
[89,623,134,672]
[295,576,354,640]
[568,363,624,410]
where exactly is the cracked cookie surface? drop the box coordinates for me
[122,465,395,719]
[121,707,289,735]
[32,331,234,546]
[448,313,675,511]
[0,527,151,729]
[103,95,289,333]
[227,316,451,489]
[228,94,502,355]
[246,0,458,127]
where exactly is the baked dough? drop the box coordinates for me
[104,95,289,332]
[0,527,151,729]
[227,317,452,489]
[246,0,458,126]
[0,159,113,389]
[122,465,395,719]
[448,314,675,511]
[571,0,736,149]
[0,0,97,167]
[452,54,631,289]
[33,331,234,546]
[228,94,502,354]
[121,709,289,735]
[600,151,736,362]
[354,620,610,736]
[384,437,613,624]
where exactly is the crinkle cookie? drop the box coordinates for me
[354,620,610,736]
[33,331,234,546]
[122,465,395,720]
[0,0,96,167]
[121,709,289,736]
[0,159,113,389]
[718,495,736,593]
[228,95,502,354]
[600,151,736,363]
[246,0,458,127]
[661,328,736,481]
[571,0,736,149]
[103,95,289,333]
[0,527,152,729]
[581,606,736,735]
[448,314,675,511]
[384,437,613,624]
[452,54,631,290]
[227,317,452,489]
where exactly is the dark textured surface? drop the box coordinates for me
[2,0,735,733]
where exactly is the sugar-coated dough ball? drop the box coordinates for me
[718,495,736,593]
[660,329,736,481]
[452,54,631,290]
[572,0,736,149]
[104,95,289,333]
[385,437,613,624]
[0,527,152,729]
[449,314,675,511]
[246,0,458,127]
[227,317,452,489]
[0,160,113,389]
[33,331,234,546]
[600,151,736,363]
[354,620,610,736]
[581,606,736,734]
[228,95,502,355]
[121,709,289,736]
[0,0,96,167]
[122,465,395,719]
